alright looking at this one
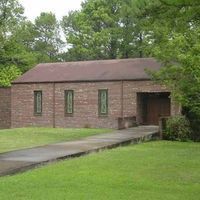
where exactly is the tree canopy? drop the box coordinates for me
[61,0,147,61]
[0,1,64,86]
[135,0,200,139]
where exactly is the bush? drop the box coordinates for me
[164,116,191,141]
[189,118,200,142]
[0,65,21,87]
[182,107,200,142]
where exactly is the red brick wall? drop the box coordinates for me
[54,82,121,129]
[123,81,171,123]
[11,84,54,128]
[11,81,180,129]
[0,87,11,129]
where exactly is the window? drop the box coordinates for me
[65,90,74,115]
[98,89,108,116]
[34,91,42,115]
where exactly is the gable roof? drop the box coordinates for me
[13,58,162,84]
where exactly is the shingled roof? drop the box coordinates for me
[13,58,162,84]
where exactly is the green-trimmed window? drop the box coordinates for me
[98,89,108,116]
[34,91,42,115]
[65,90,74,115]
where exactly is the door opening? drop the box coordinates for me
[137,92,171,125]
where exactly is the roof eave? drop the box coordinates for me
[12,78,152,85]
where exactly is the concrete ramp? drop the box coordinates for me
[0,126,158,177]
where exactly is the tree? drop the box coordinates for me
[62,0,121,61]
[2,20,39,73]
[0,8,64,87]
[0,0,33,85]
[136,0,200,140]
[34,12,64,63]
[0,0,24,33]
[0,65,21,86]
[119,0,146,58]
[61,0,147,61]
[0,0,24,65]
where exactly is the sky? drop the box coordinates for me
[19,0,83,21]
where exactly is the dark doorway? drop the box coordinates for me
[137,92,171,125]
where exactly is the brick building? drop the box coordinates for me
[11,58,180,129]
[0,87,11,129]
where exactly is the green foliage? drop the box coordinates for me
[0,1,63,85]
[0,0,24,33]
[137,0,200,136]
[0,65,21,87]
[0,0,36,84]
[34,12,64,62]
[61,0,146,61]
[1,29,38,72]
[182,107,200,141]
[164,116,191,141]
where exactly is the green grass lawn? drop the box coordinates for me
[0,141,199,200]
[0,127,111,153]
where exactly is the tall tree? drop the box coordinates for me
[62,0,146,61]
[0,0,24,33]
[2,20,39,73]
[0,1,65,86]
[0,0,24,65]
[119,0,146,58]
[62,0,121,61]
[136,0,200,139]
[0,0,32,85]
[34,12,64,63]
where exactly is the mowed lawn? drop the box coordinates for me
[0,128,111,153]
[0,141,199,200]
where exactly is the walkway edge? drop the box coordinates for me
[0,130,158,177]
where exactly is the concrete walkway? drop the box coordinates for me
[0,126,158,177]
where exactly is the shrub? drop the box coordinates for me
[0,65,21,87]
[164,115,191,141]
[189,118,200,142]
[182,107,200,142]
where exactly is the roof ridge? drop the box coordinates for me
[37,57,155,66]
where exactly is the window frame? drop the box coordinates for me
[34,90,42,116]
[98,89,108,117]
[65,90,74,116]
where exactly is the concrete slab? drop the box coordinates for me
[0,126,158,177]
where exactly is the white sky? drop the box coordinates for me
[19,0,83,21]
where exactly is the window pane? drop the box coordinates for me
[99,90,108,115]
[34,91,42,115]
[65,90,74,114]
[36,92,42,113]
[100,91,107,113]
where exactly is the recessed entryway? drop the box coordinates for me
[137,92,171,125]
